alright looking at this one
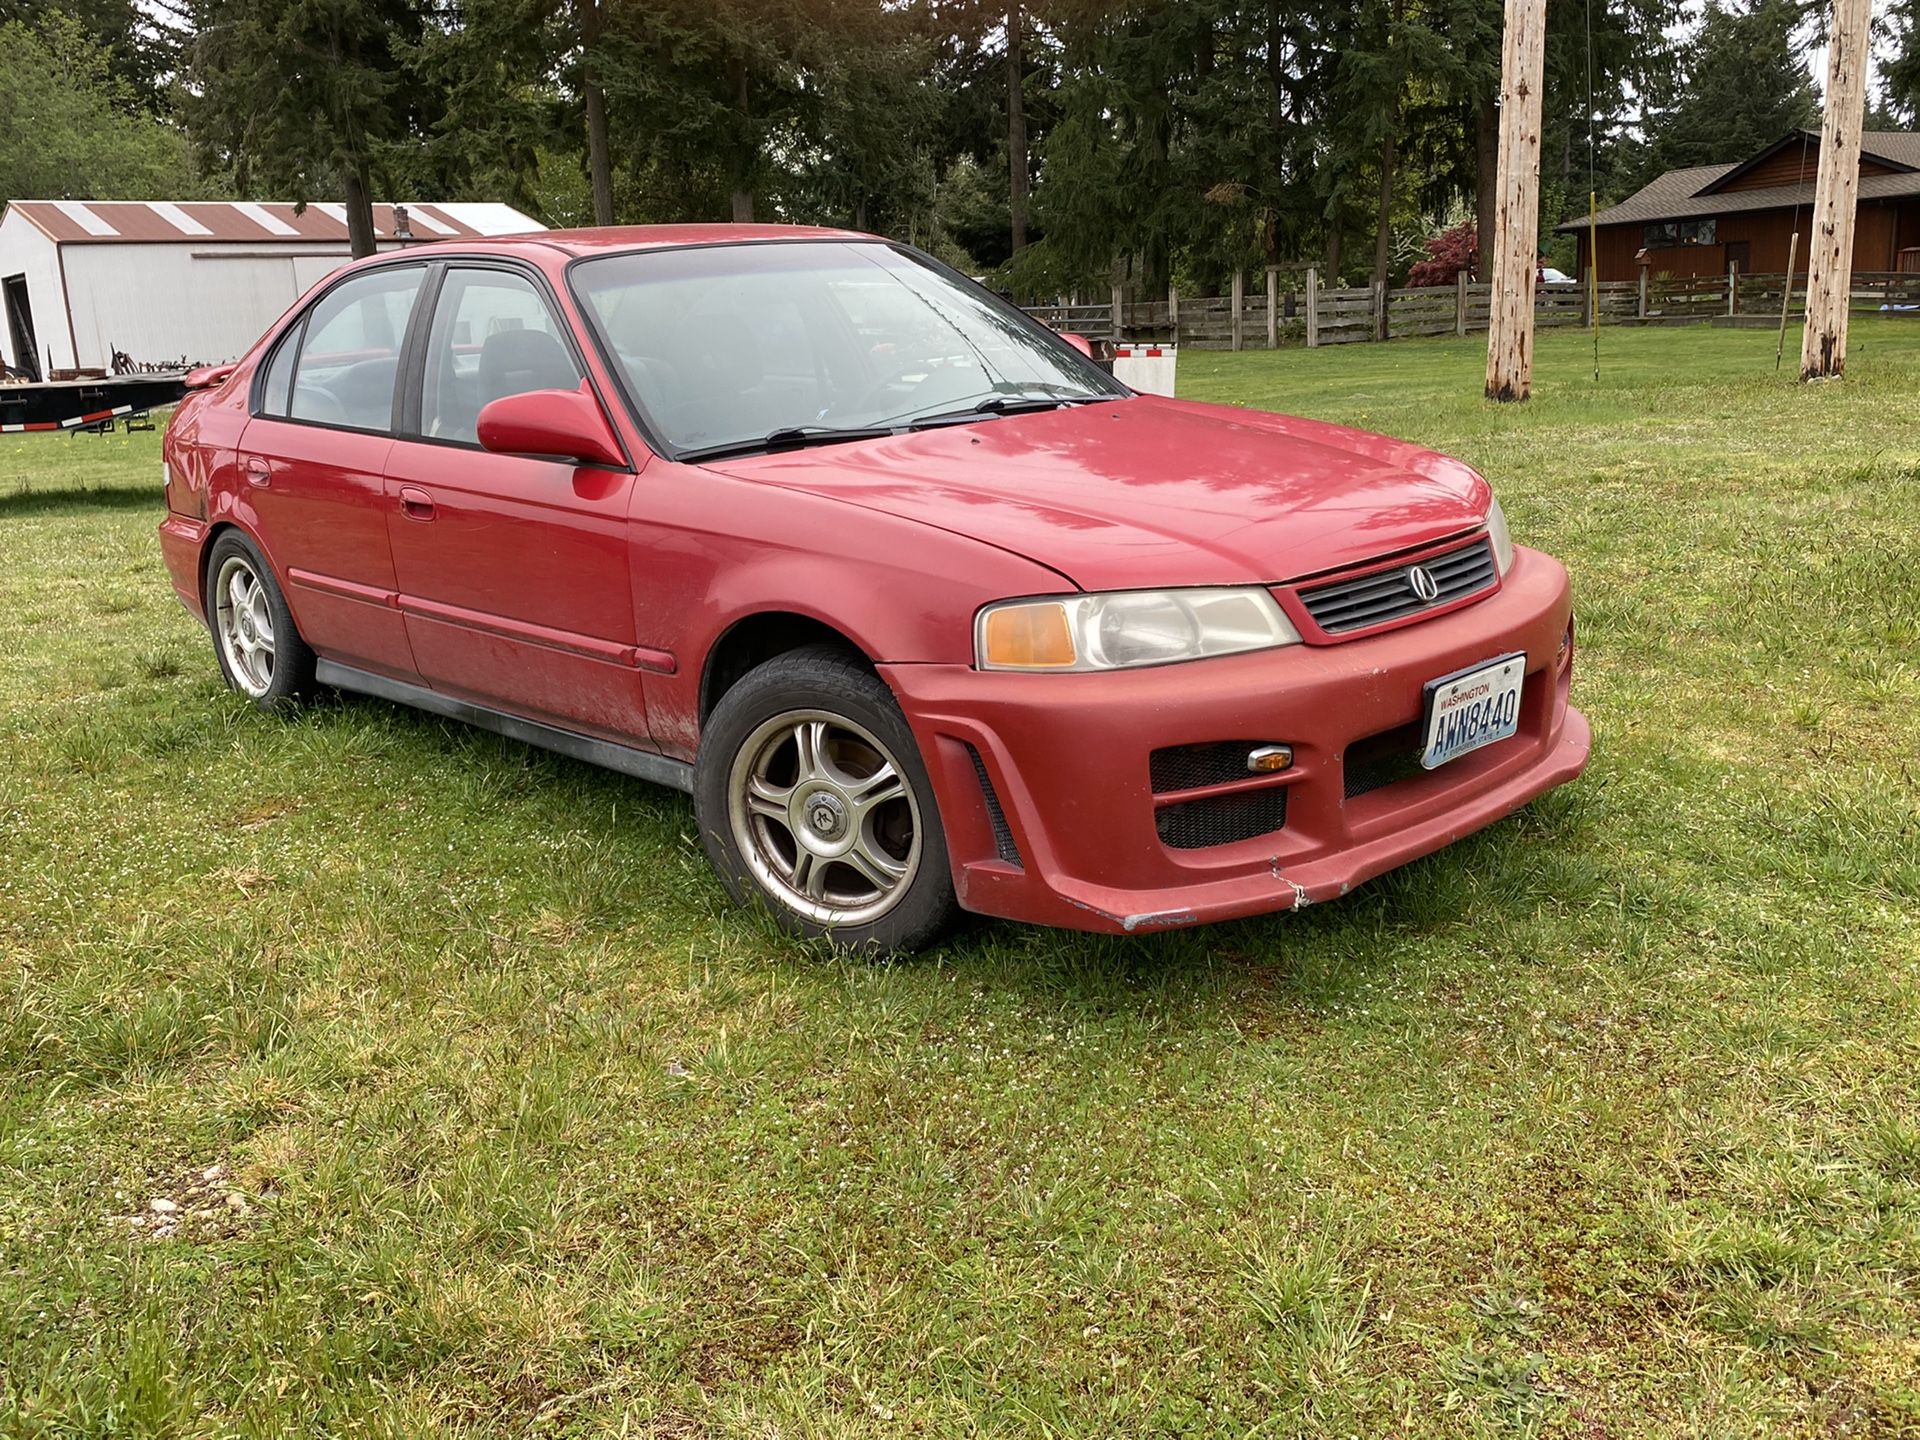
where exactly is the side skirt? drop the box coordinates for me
[316,660,694,795]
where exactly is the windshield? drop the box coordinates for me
[568,241,1126,456]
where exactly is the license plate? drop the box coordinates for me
[1420,653,1525,770]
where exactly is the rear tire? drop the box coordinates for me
[205,531,314,711]
[694,645,956,953]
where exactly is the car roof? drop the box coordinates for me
[421,223,878,259]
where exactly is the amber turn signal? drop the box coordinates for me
[1246,744,1294,773]
[980,602,1077,669]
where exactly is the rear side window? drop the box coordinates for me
[257,322,301,417]
[420,268,581,445]
[288,266,425,432]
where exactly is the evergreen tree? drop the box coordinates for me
[783,5,946,235]
[399,0,559,219]
[1880,0,1920,124]
[1640,0,1817,177]
[1028,0,1212,299]
[186,0,432,255]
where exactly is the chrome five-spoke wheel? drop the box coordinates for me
[727,709,921,926]
[214,553,276,697]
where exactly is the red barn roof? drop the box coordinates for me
[4,199,543,245]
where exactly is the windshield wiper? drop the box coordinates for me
[678,425,899,464]
[903,393,1113,430]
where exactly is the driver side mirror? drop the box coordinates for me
[1058,333,1095,359]
[476,381,626,468]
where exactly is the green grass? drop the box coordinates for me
[3,321,1918,1437]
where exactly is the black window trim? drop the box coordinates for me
[562,235,1132,466]
[246,255,433,437]
[392,255,630,470]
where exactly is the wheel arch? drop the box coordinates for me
[197,519,247,611]
[700,611,875,725]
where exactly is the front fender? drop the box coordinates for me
[629,460,1068,757]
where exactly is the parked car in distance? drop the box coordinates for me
[160,225,1590,951]
[1539,266,1578,285]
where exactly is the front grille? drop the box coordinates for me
[1150,741,1276,793]
[1343,722,1425,799]
[1156,788,1289,850]
[966,744,1022,866]
[1297,536,1497,635]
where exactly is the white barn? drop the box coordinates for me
[0,199,544,378]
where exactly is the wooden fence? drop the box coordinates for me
[1023,268,1920,351]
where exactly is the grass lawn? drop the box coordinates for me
[3,321,1917,1437]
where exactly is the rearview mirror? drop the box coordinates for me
[476,381,626,468]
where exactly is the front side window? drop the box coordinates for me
[420,268,582,445]
[570,241,1123,456]
[289,266,425,431]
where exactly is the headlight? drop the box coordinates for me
[1487,496,1515,576]
[976,587,1302,672]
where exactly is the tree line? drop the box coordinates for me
[5,0,1920,296]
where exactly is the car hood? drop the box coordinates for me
[704,395,1492,591]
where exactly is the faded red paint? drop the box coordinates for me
[162,225,1590,934]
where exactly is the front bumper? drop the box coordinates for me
[881,546,1590,934]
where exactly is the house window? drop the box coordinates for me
[1643,219,1718,248]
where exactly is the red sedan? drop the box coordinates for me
[159,225,1590,951]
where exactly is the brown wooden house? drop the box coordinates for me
[1562,130,1920,281]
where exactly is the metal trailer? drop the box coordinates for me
[0,372,188,434]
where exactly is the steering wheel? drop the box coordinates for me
[290,383,347,425]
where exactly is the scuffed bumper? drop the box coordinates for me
[882,547,1591,934]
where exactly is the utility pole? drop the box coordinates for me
[1800,0,1873,381]
[1485,0,1547,402]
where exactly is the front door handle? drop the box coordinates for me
[398,485,435,521]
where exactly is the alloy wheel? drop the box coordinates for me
[213,554,276,697]
[726,708,921,927]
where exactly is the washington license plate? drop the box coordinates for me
[1420,653,1525,770]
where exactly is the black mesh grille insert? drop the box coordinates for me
[1156,787,1289,849]
[1342,722,1426,800]
[966,744,1022,866]
[1298,536,1497,636]
[1149,741,1278,794]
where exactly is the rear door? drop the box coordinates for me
[239,263,427,679]
[383,262,650,743]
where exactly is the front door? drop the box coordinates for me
[239,262,427,679]
[1725,241,1752,276]
[383,264,649,743]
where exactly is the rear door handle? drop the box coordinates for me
[398,485,435,521]
[242,456,272,488]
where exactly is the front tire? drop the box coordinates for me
[205,531,314,711]
[694,646,956,953]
